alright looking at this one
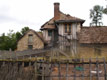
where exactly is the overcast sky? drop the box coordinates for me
[0,0,107,34]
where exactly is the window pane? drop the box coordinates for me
[28,45,33,49]
[48,30,52,36]
[28,34,33,43]
[69,24,71,33]
[65,24,67,33]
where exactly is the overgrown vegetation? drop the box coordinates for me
[0,27,29,51]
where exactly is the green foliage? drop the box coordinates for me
[90,5,107,26]
[103,8,107,14]
[15,27,29,40]
[0,27,29,51]
[21,27,29,35]
[90,5,103,26]
[16,31,22,40]
[0,32,17,50]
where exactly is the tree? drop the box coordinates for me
[0,32,17,51]
[90,5,103,26]
[103,7,107,14]
[16,31,22,40]
[21,27,29,35]
[15,27,29,41]
[0,27,30,51]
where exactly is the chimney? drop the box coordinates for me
[54,3,60,20]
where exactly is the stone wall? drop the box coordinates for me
[58,41,107,58]
[77,44,107,58]
[17,30,44,51]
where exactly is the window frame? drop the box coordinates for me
[69,24,71,33]
[65,24,67,33]
[64,24,72,34]
[48,30,52,37]
[28,45,33,49]
[28,34,33,44]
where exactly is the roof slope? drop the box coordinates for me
[58,12,85,22]
[41,18,55,30]
[40,12,85,30]
[79,27,107,44]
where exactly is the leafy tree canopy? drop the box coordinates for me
[0,27,29,51]
[90,5,103,26]
[90,5,107,27]
[103,8,107,14]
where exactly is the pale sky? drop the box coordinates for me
[0,0,107,34]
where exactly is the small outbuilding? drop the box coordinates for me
[17,29,45,51]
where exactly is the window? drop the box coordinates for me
[65,24,67,33]
[69,24,71,33]
[28,34,33,44]
[64,24,71,33]
[28,45,33,49]
[48,30,52,36]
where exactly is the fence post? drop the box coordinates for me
[96,58,99,80]
[74,63,76,80]
[66,61,68,80]
[58,61,61,80]
[42,58,45,80]
[34,56,38,80]
[82,58,84,80]
[89,58,92,80]
[104,58,107,80]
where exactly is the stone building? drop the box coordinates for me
[17,29,45,51]
[77,27,107,58]
[16,2,107,57]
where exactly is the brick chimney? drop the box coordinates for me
[54,3,60,20]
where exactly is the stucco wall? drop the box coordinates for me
[58,23,81,40]
[42,23,81,42]
[58,24,64,35]
[17,31,44,51]
[76,23,81,33]
[43,30,51,42]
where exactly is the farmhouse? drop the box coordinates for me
[17,2,107,55]
[40,3,85,43]
[17,29,45,51]
[40,3,107,57]
[17,3,85,51]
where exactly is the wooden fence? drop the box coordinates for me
[0,57,106,80]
